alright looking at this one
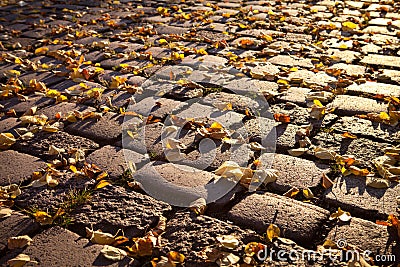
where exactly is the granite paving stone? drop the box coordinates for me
[0,226,132,266]
[0,150,46,186]
[328,95,387,116]
[324,175,400,219]
[0,213,39,256]
[227,192,330,246]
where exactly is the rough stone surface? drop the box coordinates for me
[0,226,132,266]
[13,131,99,160]
[0,213,40,256]
[228,192,330,246]
[66,112,123,144]
[327,217,399,258]
[259,153,329,193]
[86,145,148,180]
[0,150,46,186]
[72,185,171,237]
[346,82,400,97]
[328,95,387,116]
[161,212,260,266]
[324,175,400,219]
[361,54,400,68]
[333,116,400,143]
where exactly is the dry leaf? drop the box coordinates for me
[330,207,352,222]
[342,132,357,139]
[366,176,390,189]
[101,245,127,261]
[214,161,244,180]
[95,180,111,189]
[48,145,65,155]
[249,142,265,151]
[34,211,53,225]
[217,252,240,267]
[167,251,185,264]
[8,235,33,249]
[7,254,36,267]
[0,208,13,218]
[273,113,290,123]
[86,227,116,245]
[283,187,300,198]
[314,147,337,160]
[288,148,309,157]
[165,138,187,150]
[303,188,314,199]
[266,223,280,242]
[321,173,334,189]
[216,235,239,250]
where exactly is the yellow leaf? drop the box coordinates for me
[210,121,223,130]
[283,187,300,198]
[34,211,53,225]
[167,251,185,264]
[342,132,357,139]
[95,180,111,189]
[34,47,49,55]
[46,89,61,98]
[69,165,78,174]
[313,99,323,107]
[342,21,358,30]
[329,207,352,222]
[302,188,314,199]
[379,112,390,121]
[266,223,280,242]
[56,95,68,102]
[277,79,289,85]
[159,39,168,45]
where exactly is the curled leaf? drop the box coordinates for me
[8,235,33,250]
[266,223,280,242]
[216,235,239,250]
[329,207,352,222]
[101,245,127,261]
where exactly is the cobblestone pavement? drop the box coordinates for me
[0,0,400,266]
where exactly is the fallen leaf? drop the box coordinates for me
[214,161,244,180]
[48,145,65,155]
[34,47,49,55]
[101,245,127,261]
[0,208,13,218]
[86,227,116,245]
[342,132,357,139]
[283,187,300,198]
[8,235,33,250]
[34,211,53,225]
[95,180,111,189]
[266,223,280,242]
[216,235,239,250]
[330,207,352,222]
[217,252,240,267]
[274,113,290,123]
[7,254,36,267]
[303,188,314,199]
[167,251,185,264]
[321,173,334,189]
[366,176,390,189]
[288,148,309,157]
